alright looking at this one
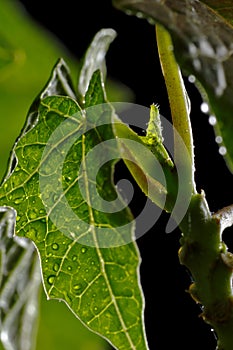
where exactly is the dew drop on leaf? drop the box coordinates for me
[73,284,81,290]
[72,255,77,261]
[53,263,59,272]
[52,243,59,250]
[14,197,24,204]
[47,275,55,285]
[81,247,87,254]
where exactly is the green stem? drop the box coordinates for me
[156,24,196,193]
[156,23,233,349]
[179,193,233,350]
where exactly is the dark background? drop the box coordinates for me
[18,1,233,349]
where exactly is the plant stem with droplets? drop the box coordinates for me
[156,23,233,350]
[179,193,233,350]
[156,24,196,193]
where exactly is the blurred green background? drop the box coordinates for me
[0,1,114,349]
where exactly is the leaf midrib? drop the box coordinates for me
[81,133,137,349]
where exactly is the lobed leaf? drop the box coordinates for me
[113,0,233,173]
[0,62,148,350]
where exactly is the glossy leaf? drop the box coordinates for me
[113,0,233,172]
[0,208,41,350]
[0,1,131,181]
[78,28,117,97]
[0,64,148,350]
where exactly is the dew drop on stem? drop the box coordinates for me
[208,115,217,126]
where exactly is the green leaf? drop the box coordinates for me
[0,208,41,350]
[0,65,148,350]
[0,1,131,182]
[201,1,233,27]
[78,28,117,98]
[113,0,233,173]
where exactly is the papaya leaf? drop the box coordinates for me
[0,208,41,350]
[0,62,148,350]
[78,28,117,98]
[113,0,233,173]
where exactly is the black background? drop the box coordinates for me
[18,1,233,349]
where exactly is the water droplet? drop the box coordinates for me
[219,146,227,155]
[147,17,155,25]
[91,261,95,265]
[188,75,196,83]
[72,255,77,261]
[200,102,209,114]
[81,247,87,254]
[52,243,59,250]
[208,115,217,126]
[47,275,55,285]
[94,306,98,312]
[14,197,24,204]
[215,136,222,144]
[73,284,81,290]
[53,263,59,272]
[136,12,144,18]
[3,183,8,190]
[125,9,133,16]
[67,266,72,271]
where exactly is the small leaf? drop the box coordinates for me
[113,0,233,172]
[0,65,148,350]
[78,28,117,97]
[146,104,163,142]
